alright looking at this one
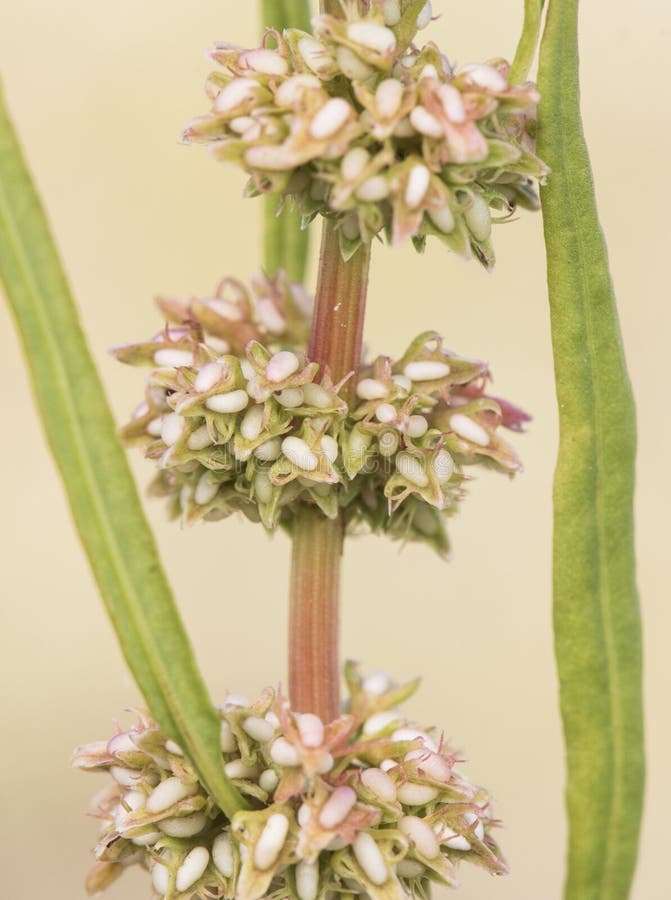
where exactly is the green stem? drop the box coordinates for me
[289,222,371,719]
[510,0,545,83]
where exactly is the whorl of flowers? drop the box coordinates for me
[73,664,506,898]
[182,0,548,266]
[114,271,529,557]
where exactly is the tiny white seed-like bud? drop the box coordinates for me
[341,212,360,241]
[310,98,352,140]
[266,350,300,383]
[242,48,288,76]
[214,78,258,113]
[254,472,273,505]
[397,782,440,805]
[195,362,223,393]
[405,164,431,209]
[363,710,399,735]
[229,115,255,134]
[410,106,444,139]
[357,378,388,400]
[282,436,318,471]
[270,737,300,766]
[417,0,433,29]
[460,62,507,92]
[204,297,243,321]
[165,739,183,756]
[240,359,255,381]
[429,204,456,234]
[302,382,332,409]
[438,826,471,851]
[147,417,163,437]
[195,471,219,506]
[187,425,213,451]
[147,777,198,813]
[380,758,397,772]
[277,387,304,408]
[379,430,399,457]
[298,37,332,75]
[342,147,370,182]
[392,374,412,392]
[259,768,279,793]
[212,832,235,877]
[206,390,249,414]
[376,78,404,118]
[154,348,194,368]
[254,437,282,461]
[353,832,388,886]
[224,759,259,779]
[464,811,485,840]
[151,861,170,894]
[362,670,392,695]
[132,828,163,847]
[403,360,451,381]
[241,404,264,441]
[400,816,441,859]
[220,720,237,753]
[297,713,324,747]
[161,413,184,447]
[396,452,429,488]
[392,727,438,751]
[110,765,139,787]
[224,693,250,709]
[464,192,492,241]
[254,813,290,870]
[375,402,397,424]
[316,751,334,774]
[337,46,375,81]
[297,803,311,828]
[432,449,454,484]
[242,716,275,743]
[383,0,401,26]
[361,767,397,802]
[319,786,357,829]
[296,859,320,900]
[159,812,208,838]
[356,175,389,202]
[420,63,439,80]
[405,747,452,781]
[320,435,339,463]
[176,846,209,893]
[347,22,396,54]
[406,415,429,438]
[449,412,490,446]
[438,83,466,123]
[265,710,280,727]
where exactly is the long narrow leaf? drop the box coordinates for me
[509,0,544,83]
[0,85,248,819]
[537,3,645,898]
[261,0,311,281]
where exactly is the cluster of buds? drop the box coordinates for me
[115,272,528,557]
[74,664,506,898]
[182,0,548,266]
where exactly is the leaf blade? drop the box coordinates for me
[537,3,645,898]
[0,84,249,819]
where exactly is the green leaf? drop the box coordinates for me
[0,84,249,820]
[261,0,311,281]
[537,4,645,898]
[509,0,545,83]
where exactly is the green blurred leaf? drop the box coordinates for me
[261,0,311,281]
[537,3,645,898]
[0,85,249,819]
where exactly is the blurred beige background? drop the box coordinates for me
[0,1,668,897]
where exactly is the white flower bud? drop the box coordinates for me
[310,98,352,140]
[319,786,357,829]
[298,38,333,75]
[296,859,320,900]
[363,710,399,735]
[147,777,198,813]
[254,472,273,505]
[396,782,439,805]
[432,449,454,484]
[254,437,282,461]
[277,388,304,408]
[376,78,404,118]
[220,720,237,753]
[212,832,235,877]
[195,362,223,393]
[187,425,213,450]
[224,759,259,779]
[356,175,389,202]
[361,767,397,802]
[357,378,388,400]
[400,816,440,858]
[214,78,259,114]
[437,825,471,851]
[275,74,322,107]
[375,402,397,424]
[229,115,255,134]
[297,803,311,828]
[460,62,507,92]
[206,389,249,414]
[159,812,208,838]
[410,106,444,139]
[380,758,397,772]
[160,413,184,447]
[270,737,300,766]
[397,859,425,877]
[406,415,429,438]
[429,204,456,233]
[302,382,333,409]
[316,752,334,774]
[405,164,430,209]
[438,83,466,123]
[417,1,433,29]
[176,846,209,892]
[132,828,163,847]
[341,212,360,241]
[449,413,490,446]
[254,813,290,870]
[337,46,375,81]
[405,747,452,781]
[347,22,396,54]
[403,360,451,381]
[391,727,438,751]
[266,350,300,383]
[321,435,339,462]
[259,768,279,793]
[154,348,194,368]
[379,430,399,457]
[204,297,243,320]
[297,713,324,747]
[147,417,163,437]
[341,147,370,181]
[420,64,438,80]
[353,833,388,885]
[362,670,392,695]
[194,471,219,506]
[383,0,401,26]
[241,48,288,76]
[151,861,170,894]
[110,765,139,787]
[392,374,412,392]
[282,436,318,471]
[241,404,264,441]
[464,811,485,840]
[242,716,275,743]
[464,192,492,241]
[396,452,429,488]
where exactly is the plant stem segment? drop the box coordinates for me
[289,222,371,720]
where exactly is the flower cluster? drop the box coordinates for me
[182,0,548,266]
[74,664,506,898]
[115,272,528,557]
